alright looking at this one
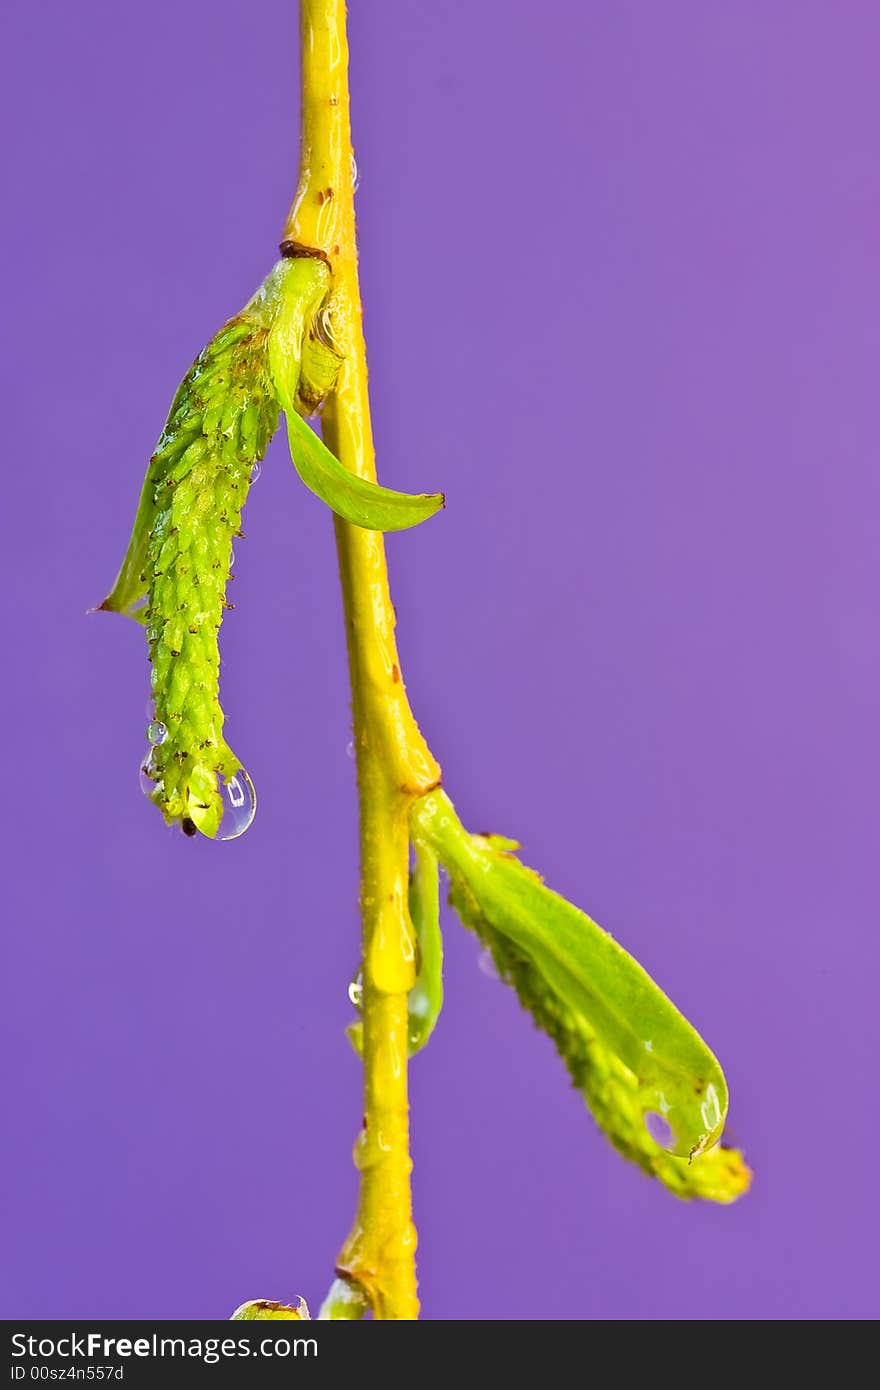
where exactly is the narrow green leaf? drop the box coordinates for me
[98,470,157,618]
[412,790,734,1164]
[285,409,445,532]
[407,838,444,1055]
[262,257,443,532]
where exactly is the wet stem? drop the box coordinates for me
[287,0,441,1320]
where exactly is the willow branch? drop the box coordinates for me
[287,0,440,1321]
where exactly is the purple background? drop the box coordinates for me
[3,1,878,1321]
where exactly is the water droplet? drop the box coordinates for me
[147,721,167,745]
[250,461,261,483]
[644,1111,675,1150]
[346,740,355,760]
[348,973,363,1009]
[139,754,159,798]
[229,547,235,568]
[367,919,416,992]
[477,947,500,981]
[216,767,257,840]
[354,1126,381,1172]
[700,1082,722,1134]
[351,152,360,192]
[314,306,337,353]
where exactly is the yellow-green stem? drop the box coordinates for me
[287,0,440,1320]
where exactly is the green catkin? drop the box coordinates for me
[141,313,279,838]
[448,875,750,1202]
[105,258,339,838]
[411,790,748,1194]
[104,254,444,837]
[414,792,730,1159]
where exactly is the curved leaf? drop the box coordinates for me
[285,409,444,532]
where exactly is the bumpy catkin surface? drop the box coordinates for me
[141,317,278,836]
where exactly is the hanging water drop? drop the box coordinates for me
[229,547,235,568]
[186,765,257,840]
[348,973,363,1009]
[216,766,257,840]
[700,1082,722,1135]
[351,152,360,193]
[314,305,337,353]
[250,461,261,483]
[139,754,159,798]
[346,739,355,760]
[147,720,167,746]
[644,1110,676,1151]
